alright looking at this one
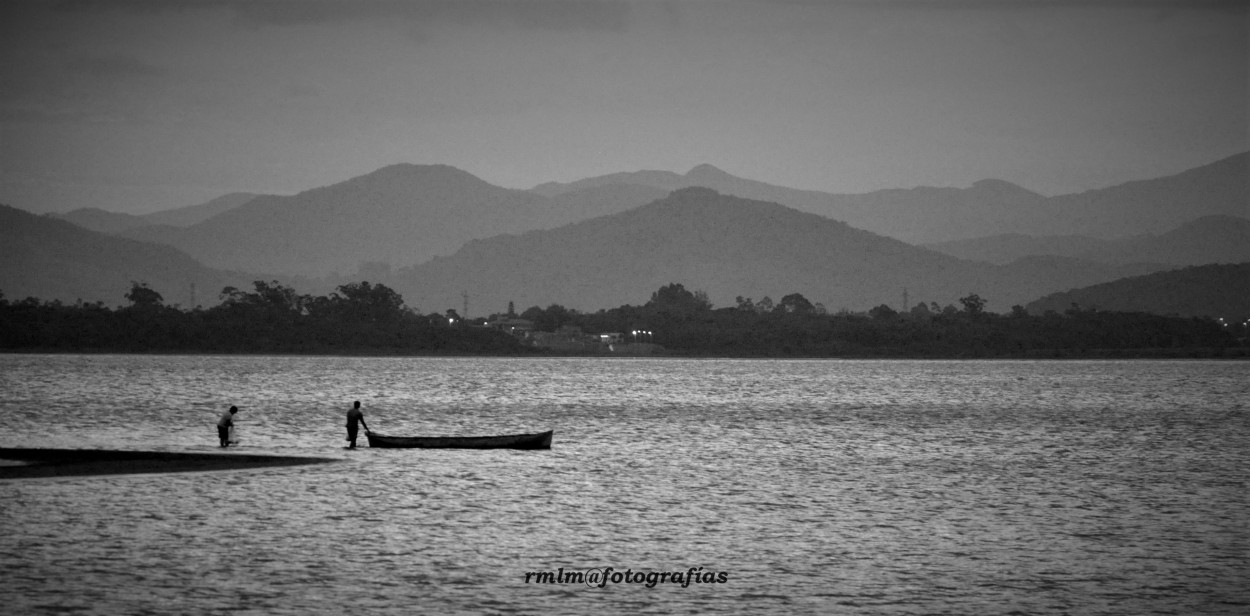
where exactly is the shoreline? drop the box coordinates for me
[0,448,338,479]
[1,347,1247,359]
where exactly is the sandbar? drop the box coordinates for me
[0,448,338,479]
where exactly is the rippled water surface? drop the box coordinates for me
[1,355,1247,615]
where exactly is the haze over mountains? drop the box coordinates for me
[3,151,1246,316]
[52,193,260,235]
[0,205,249,306]
[925,216,1250,266]
[534,152,1248,244]
[388,187,1160,314]
[120,165,584,278]
[1026,263,1250,319]
[73,151,1250,280]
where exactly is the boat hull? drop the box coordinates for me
[365,430,553,450]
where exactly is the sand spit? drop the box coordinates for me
[0,448,338,479]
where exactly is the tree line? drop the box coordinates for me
[1,281,1243,358]
[505,284,1244,358]
[0,281,531,355]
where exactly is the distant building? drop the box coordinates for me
[491,318,534,337]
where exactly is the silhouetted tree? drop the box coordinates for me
[778,293,815,314]
[125,282,163,308]
[959,293,987,317]
[333,281,407,322]
[521,304,578,331]
[648,283,712,313]
[869,304,898,320]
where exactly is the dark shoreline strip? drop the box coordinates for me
[0,448,338,479]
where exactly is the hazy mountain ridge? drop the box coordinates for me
[0,204,249,307]
[530,153,1247,244]
[532,169,692,196]
[1026,263,1250,319]
[529,163,1051,243]
[142,192,259,227]
[49,208,146,235]
[54,151,1247,280]
[547,183,671,222]
[53,192,260,234]
[118,165,552,277]
[924,215,1250,266]
[12,152,1244,317]
[1037,152,1249,237]
[1077,215,1250,265]
[387,188,1168,316]
[923,234,1116,265]
[116,164,662,278]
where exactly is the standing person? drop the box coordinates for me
[346,400,370,449]
[217,406,238,448]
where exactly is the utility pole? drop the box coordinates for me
[461,290,469,319]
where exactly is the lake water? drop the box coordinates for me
[0,355,1246,615]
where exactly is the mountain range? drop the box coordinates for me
[4,151,1246,316]
[0,204,249,307]
[52,193,259,234]
[65,151,1242,279]
[924,215,1250,266]
[386,188,1161,315]
[532,153,1248,244]
[118,165,629,278]
[1026,263,1250,320]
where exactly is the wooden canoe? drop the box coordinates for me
[365,430,552,450]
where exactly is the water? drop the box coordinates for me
[0,355,1246,615]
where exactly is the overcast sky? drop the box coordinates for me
[1,0,1246,215]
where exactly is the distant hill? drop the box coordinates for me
[388,188,1167,315]
[1038,152,1248,238]
[54,192,260,234]
[51,208,147,235]
[0,204,249,307]
[533,164,1049,244]
[101,152,1245,280]
[142,192,259,227]
[1077,215,1250,265]
[924,215,1250,266]
[119,165,629,277]
[23,153,1241,313]
[531,153,1247,244]
[923,234,1116,265]
[1025,263,1250,319]
[547,183,670,222]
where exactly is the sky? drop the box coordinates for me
[1,0,1246,215]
